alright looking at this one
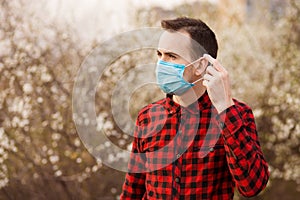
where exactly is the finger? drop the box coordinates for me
[203,54,225,72]
[202,79,209,87]
[205,65,219,76]
[203,73,213,81]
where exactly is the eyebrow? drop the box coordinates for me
[157,49,180,57]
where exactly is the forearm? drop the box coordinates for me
[217,104,269,197]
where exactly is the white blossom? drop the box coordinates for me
[74,138,81,147]
[22,83,33,94]
[54,170,62,177]
[41,72,52,83]
[49,155,59,164]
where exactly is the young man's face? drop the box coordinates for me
[157,30,207,83]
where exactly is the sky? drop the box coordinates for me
[27,0,215,43]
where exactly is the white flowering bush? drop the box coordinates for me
[0,1,113,199]
[254,1,300,197]
[0,128,16,188]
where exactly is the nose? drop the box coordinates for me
[160,54,166,61]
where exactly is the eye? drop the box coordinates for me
[169,54,176,60]
[157,51,162,57]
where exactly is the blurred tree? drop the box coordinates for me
[255,0,300,199]
[0,0,120,199]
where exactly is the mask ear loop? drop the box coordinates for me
[185,57,202,68]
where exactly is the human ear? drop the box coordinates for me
[195,58,208,76]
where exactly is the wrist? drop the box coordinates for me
[216,99,234,114]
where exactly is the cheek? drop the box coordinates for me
[182,67,195,82]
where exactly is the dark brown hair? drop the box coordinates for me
[161,17,218,58]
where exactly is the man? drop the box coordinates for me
[120,17,269,199]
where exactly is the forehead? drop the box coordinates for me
[158,30,199,61]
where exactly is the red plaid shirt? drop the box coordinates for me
[120,92,269,200]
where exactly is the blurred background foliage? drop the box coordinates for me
[0,0,299,199]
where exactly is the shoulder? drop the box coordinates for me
[232,98,254,116]
[136,98,167,126]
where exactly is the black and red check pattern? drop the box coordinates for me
[120,92,269,200]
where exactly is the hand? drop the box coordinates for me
[202,54,234,113]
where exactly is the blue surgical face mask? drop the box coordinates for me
[156,59,203,96]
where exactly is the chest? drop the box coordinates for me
[140,109,224,155]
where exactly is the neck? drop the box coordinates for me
[173,83,206,107]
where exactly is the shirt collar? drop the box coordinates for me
[164,91,212,115]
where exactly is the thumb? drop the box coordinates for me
[202,79,209,88]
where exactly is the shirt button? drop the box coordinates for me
[169,110,174,114]
[175,177,180,183]
[219,122,225,129]
[176,153,181,159]
[209,147,214,152]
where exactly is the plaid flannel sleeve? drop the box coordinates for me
[217,102,270,197]
[120,117,146,199]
